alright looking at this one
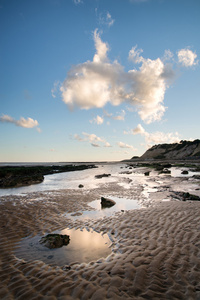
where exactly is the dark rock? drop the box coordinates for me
[63,265,71,271]
[95,174,111,179]
[119,171,132,175]
[181,170,189,174]
[144,171,150,176]
[78,184,84,188]
[173,191,200,201]
[39,234,70,249]
[101,197,116,208]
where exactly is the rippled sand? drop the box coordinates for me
[0,173,200,299]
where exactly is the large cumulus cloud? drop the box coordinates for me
[60,29,197,124]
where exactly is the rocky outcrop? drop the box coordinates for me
[138,140,200,160]
[0,164,97,188]
[39,234,70,249]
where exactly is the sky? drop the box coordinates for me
[0,0,199,162]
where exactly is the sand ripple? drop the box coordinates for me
[0,187,200,299]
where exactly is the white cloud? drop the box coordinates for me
[103,109,126,121]
[60,29,195,124]
[0,114,40,131]
[163,49,174,62]
[73,0,82,5]
[132,123,146,135]
[177,48,198,67]
[74,133,84,141]
[112,110,126,121]
[117,141,136,150]
[51,81,61,98]
[132,123,180,148]
[128,46,170,123]
[106,12,115,27]
[96,10,115,28]
[74,132,111,147]
[90,115,104,125]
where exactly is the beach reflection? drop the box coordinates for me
[15,228,111,266]
[66,197,140,220]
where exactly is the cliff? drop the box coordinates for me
[137,140,200,160]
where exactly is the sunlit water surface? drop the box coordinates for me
[15,228,112,266]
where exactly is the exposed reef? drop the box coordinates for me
[0,164,97,188]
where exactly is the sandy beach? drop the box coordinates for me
[0,164,200,299]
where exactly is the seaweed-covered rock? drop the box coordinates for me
[173,191,200,201]
[101,197,116,208]
[144,171,150,176]
[39,234,70,249]
[95,174,111,179]
[181,170,189,174]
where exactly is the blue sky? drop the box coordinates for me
[0,0,199,162]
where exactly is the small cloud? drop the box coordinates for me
[104,142,112,147]
[51,81,61,98]
[163,49,174,62]
[104,109,125,121]
[132,123,146,135]
[112,110,126,121]
[73,0,82,5]
[74,133,84,141]
[90,115,104,125]
[91,143,100,147]
[0,114,40,131]
[117,141,136,150]
[177,48,198,67]
[36,127,42,133]
[106,12,115,27]
[96,10,115,28]
[74,132,111,147]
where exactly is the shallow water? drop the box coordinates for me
[66,196,140,220]
[15,228,112,266]
[0,163,126,196]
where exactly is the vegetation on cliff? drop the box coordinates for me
[134,139,200,160]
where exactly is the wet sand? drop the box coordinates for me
[0,169,200,299]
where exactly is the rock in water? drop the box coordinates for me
[101,197,116,208]
[39,234,70,249]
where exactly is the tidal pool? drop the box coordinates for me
[67,196,140,220]
[15,228,111,266]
